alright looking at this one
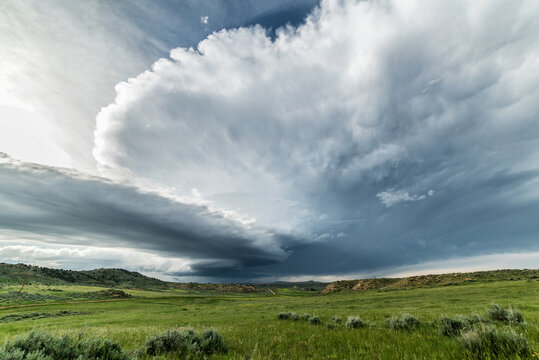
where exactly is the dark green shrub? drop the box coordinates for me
[278,312,292,320]
[78,337,127,359]
[0,331,129,360]
[200,329,227,354]
[459,326,530,357]
[386,314,420,330]
[145,328,195,356]
[439,316,466,336]
[439,314,489,336]
[345,316,364,329]
[0,348,28,359]
[487,304,507,322]
[332,316,342,324]
[461,313,486,325]
[289,312,299,321]
[487,304,525,324]
[326,322,335,329]
[309,316,321,325]
[300,314,311,321]
[144,328,226,357]
[506,308,525,324]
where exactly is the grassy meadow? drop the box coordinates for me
[0,278,537,359]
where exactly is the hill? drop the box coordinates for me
[0,263,167,289]
[321,269,539,294]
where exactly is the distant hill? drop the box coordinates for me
[2,263,536,294]
[0,263,167,289]
[321,269,539,294]
[255,280,328,292]
[171,282,260,293]
[169,280,329,294]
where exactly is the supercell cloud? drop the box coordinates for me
[1,0,539,280]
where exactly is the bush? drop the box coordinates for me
[277,311,298,320]
[487,304,507,322]
[386,314,420,330]
[487,304,525,324]
[345,316,364,329]
[439,314,489,337]
[439,316,466,336]
[309,316,321,325]
[459,326,530,357]
[301,314,311,321]
[145,329,192,356]
[506,308,525,324]
[0,331,129,360]
[332,316,342,324]
[145,328,226,357]
[199,329,227,354]
[278,312,292,320]
[326,322,335,329]
[462,313,486,325]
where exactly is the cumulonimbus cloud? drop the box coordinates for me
[93,0,539,277]
[4,0,539,280]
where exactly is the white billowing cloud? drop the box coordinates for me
[377,189,433,207]
[94,0,539,251]
[0,0,317,170]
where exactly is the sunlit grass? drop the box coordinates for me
[0,280,537,359]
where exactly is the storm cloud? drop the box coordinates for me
[1,0,539,280]
[91,0,539,278]
[0,153,296,276]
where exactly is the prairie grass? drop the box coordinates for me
[0,279,536,359]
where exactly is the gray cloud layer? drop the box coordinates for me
[0,153,293,275]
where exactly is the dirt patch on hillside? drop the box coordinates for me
[320,280,357,294]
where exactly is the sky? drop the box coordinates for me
[0,0,538,282]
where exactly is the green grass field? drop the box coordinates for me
[0,279,537,359]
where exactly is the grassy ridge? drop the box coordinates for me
[0,278,537,359]
[321,269,539,294]
[0,263,167,289]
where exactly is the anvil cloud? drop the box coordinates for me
[1,0,539,280]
